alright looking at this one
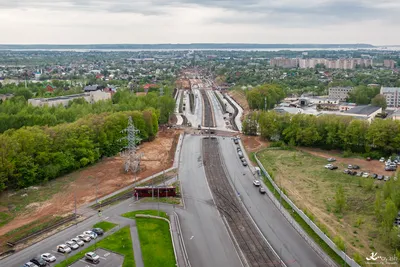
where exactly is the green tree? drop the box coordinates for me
[382,199,397,234]
[334,184,346,213]
[371,94,387,110]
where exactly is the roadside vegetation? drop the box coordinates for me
[55,226,135,267]
[93,221,117,232]
[258,149,399,265]
[122,210,175,267]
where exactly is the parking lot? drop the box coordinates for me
[69,248,124,267]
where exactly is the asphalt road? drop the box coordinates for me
[178,134,242,267]
[218,137,330,267]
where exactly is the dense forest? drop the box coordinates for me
[243,111,400,157]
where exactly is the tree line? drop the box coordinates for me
[0,89,175,133]
[0,109,159,191]
[243,111,400,157]
[245,84,286,110]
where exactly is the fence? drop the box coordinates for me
[254,151,360,267]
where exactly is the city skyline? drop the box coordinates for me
[0,0,398,45]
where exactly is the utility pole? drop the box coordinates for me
[264,96,267,111]
[157,186,160,217]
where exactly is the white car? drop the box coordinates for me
[362,173,369,178]
[57,244,71,253]
[41,253,56,262]
[77,234,91,242]
[325,164,333,169]
[85,252,100,263]
[83,231,98,239]
[253,180,261,187]
[66,240,80,250]
[71,237,85,246]
[380,157,385,162]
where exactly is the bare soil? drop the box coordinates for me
[228,90,250,119]
[240,135,269,153]
[0,129,182,238]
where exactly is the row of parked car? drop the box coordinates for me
[233,137,248,167]
[325,160,392,182]
[253,180,266,194]
[21,228,104,267]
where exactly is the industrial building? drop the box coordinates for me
[28,90,111,107]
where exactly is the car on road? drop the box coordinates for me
[259,187,266,194]
[237,151,244,159]
[23,262,39,267]
[71,237,85,246]
[77,234,91,242]
[84,231,98,239]
[92,228,104,236]
[253,180,261,187]
[85,252,100,263]
[327,158,336,162]
[40,253,56,263]
[233,138,239,144]
[362,172,369,178]
[57,244,71,253]
[30,257,48,267]
[377,175,384,180]
[324,164,333,169]
[66,240,80,250]
[242,159,248,166]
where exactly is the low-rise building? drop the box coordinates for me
[28,90,111,107]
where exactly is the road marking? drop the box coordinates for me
[52,250,65,256]
[104,216,109,220]
[99,256,107,260]
[104,252,110,257]
[190,235,194,240]
[79,259,96,266]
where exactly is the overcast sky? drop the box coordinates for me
[0,0,397,45]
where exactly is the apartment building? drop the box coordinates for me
[298,58,372,69]
[380,87,400,108]
[328,87,354,101]
[384,60,396,69]
[28,90,111,107]
[270,57,298,68]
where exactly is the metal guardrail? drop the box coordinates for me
[254,150,360,267]
[91,191,132,210]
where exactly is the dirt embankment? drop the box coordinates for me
[0,129,182,236]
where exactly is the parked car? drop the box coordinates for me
[366,157,371,161]
[236,147,241,152]
[23,262,38,267]
[325,164,333,169]
[71,237,84,246]
[343,169,350,174]
[352,165,360,169]
[40,253,56,263]
[377,175,384,180]
[384,176,390,182]
[347,164,353,169]
[56,244,71,253]
[83,231,98,239]
[85,252,100,263]
[253,180,261,187]
[356,172,363,177]
[371,174,378,179]
[350,171,357,176]
[77,234,91,242]
[92,228,104,236]
[362,173,369,178]
[30,257,48,267]
[385,166,396,171]
[238,151,244,159]
[328,165,338,170]
[65,240,79,250]
[380,157,385,162]
[233,138,239,144]
[242,160,248,167]
[259,187,266,194]
[327,158,336,162]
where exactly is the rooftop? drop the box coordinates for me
[344,105,381,115]
[381,87,400,92]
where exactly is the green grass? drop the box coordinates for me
[140,197,181,205]
[55,226,135,267]
[136,218,176,267]
[93,221,117,232]
[0,212,13,227]
[89,188,132,209]
[122,209,168,220]
[5,216,63,241]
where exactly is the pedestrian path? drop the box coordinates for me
[130,221,144,267]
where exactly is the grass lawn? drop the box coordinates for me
[140,197,181,205]
[0,212,13,228]
[122,209,168,220]
[258,149,387,266]
[55,226,135,267]
[136,217,176,267]
[93,221,117,232]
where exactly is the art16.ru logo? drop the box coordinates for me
[366,252,398,265]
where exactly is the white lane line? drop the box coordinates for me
[190,235,194,240]
[99,256,107,260]
[104,216,109,220]
[79,259,96,266]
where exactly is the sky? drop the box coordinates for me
[0,0,398,45]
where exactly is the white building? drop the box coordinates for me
[380,87,400,108]
[28,90,111,107]
[328,87,354,101]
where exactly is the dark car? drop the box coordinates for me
[350,171,357,176]
[328,166,338,170]
[371,174,378,179]
[91,228,104,236]
[352,165,360,169]
[259,187,266,194]
[30,257,48,267]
